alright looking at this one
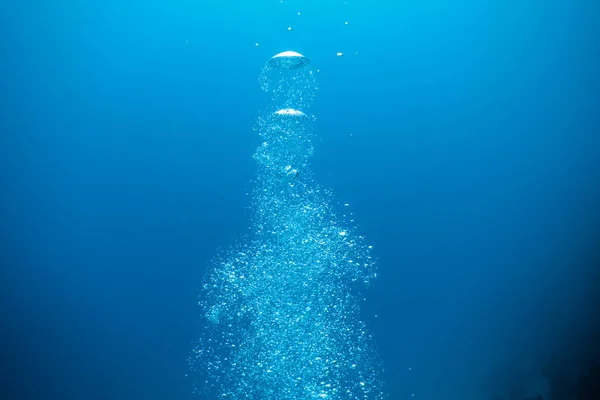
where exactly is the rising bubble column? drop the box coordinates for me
[190,51,386,400]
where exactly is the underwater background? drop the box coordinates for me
[1,0,600,399]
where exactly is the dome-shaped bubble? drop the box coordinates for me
[273,108,307,118]
[267,51,309,70]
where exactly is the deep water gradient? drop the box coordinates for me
[1,1,600,400]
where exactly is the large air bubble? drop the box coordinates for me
[268,51,310,70]
[274,108,307,118]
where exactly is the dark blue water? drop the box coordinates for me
[2,1,599,399]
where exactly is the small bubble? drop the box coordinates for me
[287,26,292,31]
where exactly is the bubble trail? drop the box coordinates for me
[190,51,386,400]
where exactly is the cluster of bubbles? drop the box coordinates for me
[189,52,385,400]
[258,51,317,114]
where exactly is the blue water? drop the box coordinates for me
[1,1,599,399]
